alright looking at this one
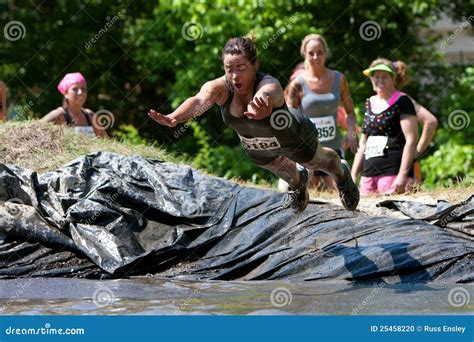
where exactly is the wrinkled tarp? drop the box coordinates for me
[377,196,473,238]
[0,152,473,283]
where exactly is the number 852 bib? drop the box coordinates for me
[311,116,336,142]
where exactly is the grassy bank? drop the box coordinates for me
[0,120,176,173]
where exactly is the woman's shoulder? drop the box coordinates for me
[255,74,283,93]
[333,70,348,83]
[395,94,416,115]
[319,68,341,80]
[50,107,66,117]
[259,73,281,85]
[210,76,227,87]
[202,77,229,104]
[82,108,95,116]
[41,107,66,123]
[82,108,97,123]
[395,94,414,106]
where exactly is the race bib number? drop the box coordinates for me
[239,135,281,150]
[311,116,336,142]
[365,135,388,160]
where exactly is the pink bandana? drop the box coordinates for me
[57,72,87,95]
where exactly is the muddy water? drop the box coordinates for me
[0,278,472,315]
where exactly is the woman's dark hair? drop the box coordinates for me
[222,34,258,64]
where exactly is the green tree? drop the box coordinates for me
[1,0,471,185]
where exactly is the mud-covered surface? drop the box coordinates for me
[1,277,472,315]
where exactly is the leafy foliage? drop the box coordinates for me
[420,67,473,187]
[422,142,473,187]
[0,0,471,186]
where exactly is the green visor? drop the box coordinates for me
[363,63,395,76]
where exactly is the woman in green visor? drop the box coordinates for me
[351,58,418,195]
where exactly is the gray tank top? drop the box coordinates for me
[299,71,342,150]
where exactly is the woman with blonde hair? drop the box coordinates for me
[283,34,358,192]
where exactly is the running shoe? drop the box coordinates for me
[282,168,309,213]
[337,160,359,210]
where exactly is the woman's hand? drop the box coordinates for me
[244,94,272,120]
[148,109,177,127]
[393,173,408,194]
[343,129,359,154]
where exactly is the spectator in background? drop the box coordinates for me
[354,60,438,190]
[351,58,418,194]
[282,34,358,192]
[41,72,105,138]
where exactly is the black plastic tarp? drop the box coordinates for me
[377,196,473,238]
[1,152,472,283]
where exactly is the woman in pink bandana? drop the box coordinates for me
[41,72,105,138]
[0,81,7,121]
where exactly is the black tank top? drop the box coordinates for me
[62,108,93,127]
[219,72,319,156]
